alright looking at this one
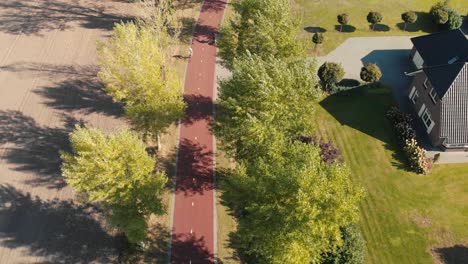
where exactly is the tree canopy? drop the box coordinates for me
[360,63,382,83]
[318,62,345,92]
[97,22,185,142]
[61,126,167,242]
[212,52,319,162]
[223,139,363,263]
[218,0,304,67]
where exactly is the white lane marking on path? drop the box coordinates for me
[190,229,193,234]
[192,202,194,206]
[195,136,198,140]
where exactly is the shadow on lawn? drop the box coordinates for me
[334,25,356,33]
[0,0,133,35]
[304,26,326,33]
[0,184,119,263]
[319,85,409,171]
[396,12,438,33]
[432,245,468,264]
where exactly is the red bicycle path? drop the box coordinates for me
[170,0,227,263]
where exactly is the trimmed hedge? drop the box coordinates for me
[386,107,432,174]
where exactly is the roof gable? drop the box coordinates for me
[411,29,467,66]
[423,63,466,98]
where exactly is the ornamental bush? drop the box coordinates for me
[297,136,342,164]
[386,107,432,174]
[318,62,345,92]
[360,63,382,83]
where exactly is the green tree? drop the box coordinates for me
[223,139,363,263]
[97,22,186,147]
[312,32,324,50]
[446,9,462,29]
[212,53,319,162]
[360,63,382,83]
[337,13,349,32]
[366,12,382,30]
[218,0,304,67]
[401,11,417,31]
[61,126,167,243]
[318,62,345,92]
[323,225,366,264]
[430,1,449,25]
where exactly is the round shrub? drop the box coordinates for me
[401,11,418,30]
[430,2,449,24]
[318,62,345,92]
[360,63,382,83]
[312,32,324,45]
[367,12,382,30]
[337,13,349,32]
[446,9,463,29]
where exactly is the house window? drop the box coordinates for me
[411,90,419,104]
[429,88,437,104]
[423,78,429,89]
[421,109,434,129]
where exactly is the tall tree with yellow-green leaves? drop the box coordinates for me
[61,126,167,243]
[218,0,304,67]
[97,21,185,148]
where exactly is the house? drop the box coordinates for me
[407,29,468,150]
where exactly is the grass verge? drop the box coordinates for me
[293,0,467,55]
[315,85,468,263]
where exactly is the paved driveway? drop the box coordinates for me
[317,36,414,110]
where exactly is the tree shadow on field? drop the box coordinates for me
[370,24,390,32]
[0,0,133,35]
[0,62,124,117]
[304,26,326,33]
[396,12,438,33]
[0,184,118,263]
[432,245,468,264]
[178,17,197,44]
[334,25,356,33]
[396,12,437,33]
[319,85,409,171]
[0,111,85,189]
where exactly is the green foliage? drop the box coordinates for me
[366,12,382,30]
[223,141,364,263]
[360,63,382,83]
[430,1,450,24]
[323,225,365,264]
[97,22,185,141]
[312,32,324,45]
[212,53,319,162]
[61,126,167,242]
[318,62,345,92]
[337,13,349,32]
[446,8,463,29]
[218,0,304,67]
[401,11,417,30]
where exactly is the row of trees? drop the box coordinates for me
[60,0,185,244]
[316,1,463,48]
[217,0,364,263]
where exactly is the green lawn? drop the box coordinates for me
[294,0,467,55]
[316,86,468,263]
